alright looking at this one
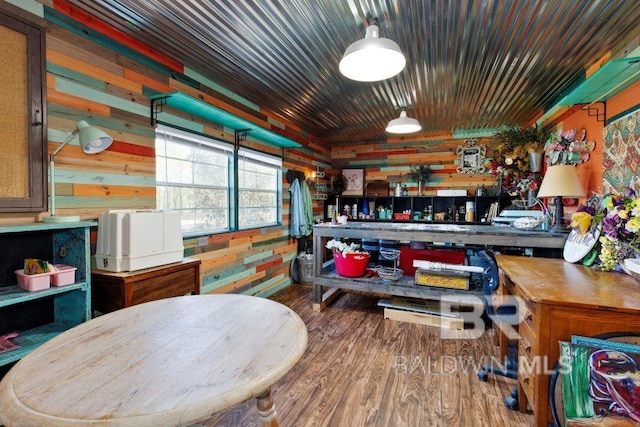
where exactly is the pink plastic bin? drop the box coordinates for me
[51,264,77,286]
[51,265,77,286]
[15,270,51,292]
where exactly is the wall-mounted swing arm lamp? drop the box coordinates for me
[43,120,113,223]
[339,17,406,82]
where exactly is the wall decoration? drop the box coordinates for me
[558,339,640,425]
[603,110,640,193]
[341,168,364,196]
[456,138,486,174]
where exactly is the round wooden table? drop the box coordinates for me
[0,295,307,426]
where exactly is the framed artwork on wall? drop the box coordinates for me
[342,168,364,196]
[456,138,487,174]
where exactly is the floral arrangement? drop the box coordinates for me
[570,188,640,271]
[490,126,551,196]
[326,239,366,257]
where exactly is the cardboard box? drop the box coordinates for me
[414,268,469,290]
[95,210,184,272]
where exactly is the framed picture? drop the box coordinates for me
[342,169,364,196]
[456,139,487,174]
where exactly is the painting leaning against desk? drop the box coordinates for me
[559,336,640,426]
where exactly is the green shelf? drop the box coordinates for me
[151,91,302,148]
[558,56,640,106]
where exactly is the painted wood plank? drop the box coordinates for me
[72,184,155,198]
[47,28,125,75]
[47,104,156,139]
[210,270,267,294]
[48,88,111,117]
[47,49,142,94]
[54,195,155,208]
[47,64,106,91]
[184,66,260,112]
[49,144,155,175]
[243,250,274,264]
[55,78,147,117]
[53,169,155,186]
[123,68,174,94]
[202,267,257,293]
[52,0,183,73]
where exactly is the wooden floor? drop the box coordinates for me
[200,285,534,427]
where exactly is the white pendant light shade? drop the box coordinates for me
[339,24,406,82]
[386,110,421,134]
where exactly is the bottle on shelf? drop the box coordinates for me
[402,185,409,197]
[394,183,402,197]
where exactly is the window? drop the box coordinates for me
[155,125,282,235]
[238,148,281,229]
[156,125,233,235]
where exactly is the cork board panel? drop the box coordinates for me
[0,24,28,198]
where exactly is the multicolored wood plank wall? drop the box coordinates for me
[4,0,640,297]
[330,137,500,197]
[1,0,330,297]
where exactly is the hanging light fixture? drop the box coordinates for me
[386,110,421,134]
[339,17,406,82]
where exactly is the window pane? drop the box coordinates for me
[238,150,281,229]
[156,126,231,235]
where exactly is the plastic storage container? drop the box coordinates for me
[15,270,51,292]
[333,251,370,277]
[50,265,77,286]
[361,238,379,266]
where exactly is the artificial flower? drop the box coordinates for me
[571,188,640,271]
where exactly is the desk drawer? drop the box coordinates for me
[520,298,538,332]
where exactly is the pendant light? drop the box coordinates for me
[339,17,406,82]
[386,110,421,134]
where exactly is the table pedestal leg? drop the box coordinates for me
[256,389,280,427]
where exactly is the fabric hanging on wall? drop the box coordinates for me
[300,179,313,237]
[603,109,640,193]
[289,178,306,238]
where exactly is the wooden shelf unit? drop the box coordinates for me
[325,195,512,224]
[0,221,95,368]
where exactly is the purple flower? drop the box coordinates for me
[577,205,596,215]
[601,213,633,240]
[625,187,637,199]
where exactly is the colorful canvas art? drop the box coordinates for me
[559,337,640,426]
[603,110,640,193]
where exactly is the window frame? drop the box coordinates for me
[237,147,282,230]
[155,124,283,236]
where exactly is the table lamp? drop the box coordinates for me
[537,164,585,232]
[43,120,113,223]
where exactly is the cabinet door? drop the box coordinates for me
[0,6,47,212]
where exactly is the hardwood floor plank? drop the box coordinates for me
[199,286,533,426]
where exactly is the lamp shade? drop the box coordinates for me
[385,110,421,134]
[537,165,586,198]
[77,120,113,153]
[43,120,113,223]
[339,24,406,82]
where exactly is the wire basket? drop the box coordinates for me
[379,249,401,261]
[375,266,404,282]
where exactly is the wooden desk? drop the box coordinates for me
[0,295,308,426]
[497,255,640,427]
[92,258,201,314]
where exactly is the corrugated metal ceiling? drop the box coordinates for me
[63,0,640,144]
